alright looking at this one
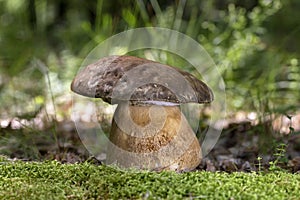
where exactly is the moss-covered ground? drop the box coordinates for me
[0,157,299,200]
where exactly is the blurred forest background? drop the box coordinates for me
[0,0,299,166]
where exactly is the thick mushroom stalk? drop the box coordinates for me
[106,102,201,171]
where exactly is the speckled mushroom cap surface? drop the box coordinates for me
[71,55,213,105]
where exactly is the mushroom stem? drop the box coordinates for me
[107,102,202,171]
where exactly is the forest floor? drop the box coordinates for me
[0,111,299,173]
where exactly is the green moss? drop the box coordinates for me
[0,159,299,199]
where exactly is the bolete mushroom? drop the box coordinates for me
[71,55,213,171]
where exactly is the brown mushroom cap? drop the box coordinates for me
[71,55,213,105]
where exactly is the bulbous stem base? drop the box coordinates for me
[106,103,202,171]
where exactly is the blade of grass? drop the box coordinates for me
[34,59,61,151]
[173,0,186,31]
[136,0,150,24]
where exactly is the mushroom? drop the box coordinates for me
[71,55,213,171]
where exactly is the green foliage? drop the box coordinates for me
[194,0,299,114]
[0,159,299,199]
[257,156,263,172]
[269,143,288,172]
[0,0,299,119]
